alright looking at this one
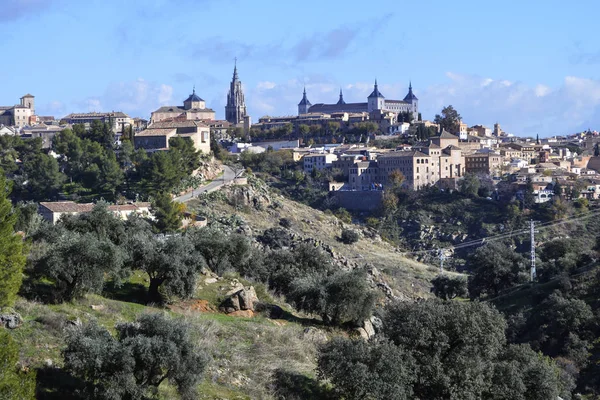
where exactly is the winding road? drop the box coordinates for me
[174,165,237,203]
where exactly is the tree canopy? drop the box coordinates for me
[434,105,461,134]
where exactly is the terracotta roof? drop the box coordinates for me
[378,150,428,158]
[153,106,215,113]
[135,128,176,137]
[39,201,151,213]
[150,120,208,129]
[39,202,93,213]
[439,130,459,139]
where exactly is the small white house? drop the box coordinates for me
[303,153,338,173]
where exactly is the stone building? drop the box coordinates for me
[225,62,247,125]
[62,112,133,133]
[134,120,210,154]
[151,88,215,123]
[0,94,36,128]
[343,132,465,191]
[299,81,419,121]
[464,150,503,176]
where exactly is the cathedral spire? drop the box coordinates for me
[233,57,239,80]
[225,59,247,125]
[337,87,346,105]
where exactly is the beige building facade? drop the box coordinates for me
[151,88,215,123]
[0,94,35,128]
[134,120,210,154]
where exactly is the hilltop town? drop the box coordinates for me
[3,64,600,400]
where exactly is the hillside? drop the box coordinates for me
[5,178,439,400]
[11,272,335,400]
[186,176,438,298]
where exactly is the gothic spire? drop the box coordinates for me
[233,58,239,80]
[337,87,346,105]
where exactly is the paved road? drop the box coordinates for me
[174,165,236,203]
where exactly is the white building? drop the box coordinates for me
[303,153,338,173]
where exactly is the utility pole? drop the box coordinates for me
[530,220,536,282]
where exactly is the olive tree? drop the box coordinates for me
[63,314,208,400]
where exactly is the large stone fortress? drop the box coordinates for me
[298,80,418,120]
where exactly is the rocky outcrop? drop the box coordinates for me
[220,282,259,314]
[0,309,23,329]
[194,158,222,181]
[225,183,272,211]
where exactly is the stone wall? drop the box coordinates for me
[333,190,383,211]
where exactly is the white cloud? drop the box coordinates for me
[418,73,600,136]
[256,81,277,91]
[243,72,600,137]
[73,79,174,118]
[534,84,550,97]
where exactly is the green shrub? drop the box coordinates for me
[340,229,359,245]
[63,314,208,400]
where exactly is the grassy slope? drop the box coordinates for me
[10,184,437,399]
[187,184,438,298]
[11,271,328,399]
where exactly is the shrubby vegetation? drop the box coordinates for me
[0,121,206,204]
[63,314,208,400]
[319,300,566,400]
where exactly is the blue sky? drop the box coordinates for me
[2,0,600,136]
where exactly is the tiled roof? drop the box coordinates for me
[135,128,176,137]
[308,103,368,114]
[439,130,459,139]
[153,106,215,113]
[386,100,409,104]
[150,120,207,129]
[378,150,428,158]
[40,201,151,213]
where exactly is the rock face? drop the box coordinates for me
[220,286,259,314]
[0,311,23,329]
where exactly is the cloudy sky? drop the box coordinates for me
[2,0,600,136]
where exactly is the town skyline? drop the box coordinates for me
[3,0,600,137]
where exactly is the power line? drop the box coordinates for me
[402,207,600,257]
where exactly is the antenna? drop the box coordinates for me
[530,220,538,281]
[438,249,446,274]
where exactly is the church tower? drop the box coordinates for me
[225,60,247,125]
[367,80,385,112]
[298,86,311,115]
[403,81,418,120]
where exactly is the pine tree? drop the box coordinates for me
[0,330,36,399]
[151,192,185,233]
[0,171,26,307]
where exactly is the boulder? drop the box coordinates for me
[363,319,376,338]
[370,316,383,333]
[220,286,259,313]
[0,311,22,329]
[204,277,218,284]
[220,295,240,314]
[238,286,258,310]
[355,327,370,340]
[302,327,328,343]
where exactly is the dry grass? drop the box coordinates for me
[188,186,437,298]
